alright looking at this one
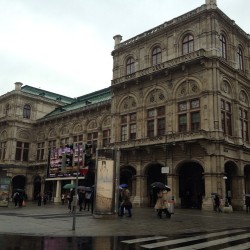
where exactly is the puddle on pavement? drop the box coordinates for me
[0,235,127,250]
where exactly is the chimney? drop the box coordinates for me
[206,0,217,9]
[113,35,122,49]
[14,82,23,91]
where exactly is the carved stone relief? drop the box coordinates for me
[17,130,30,140]
[120,96,137,112]
[220,80,232,96]
[146,89,166,105]
[73,124,83,133]
[37,132,45,140]
[0,131,7,140]
[87,120,97,129]
[103,117,111,127]
[48,129,56,138]
[239,90,248,104]
[177,80,200,97]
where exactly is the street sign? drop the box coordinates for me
[161,167,169,174]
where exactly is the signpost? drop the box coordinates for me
[161,167,169,174]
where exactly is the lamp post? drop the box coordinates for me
[72,143,82,231]
[223,176,228,207]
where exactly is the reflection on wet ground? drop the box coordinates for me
[0,235,118,250]
[1,229,250,250]
[0,235,173,250]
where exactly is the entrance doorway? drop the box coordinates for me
[147,164,165,207]
[179,162,204,209]
[12,175,26,193]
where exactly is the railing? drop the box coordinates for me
[112,49,206,86]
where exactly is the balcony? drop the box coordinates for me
[112,49,206,86]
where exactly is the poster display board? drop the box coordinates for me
[0,177,10,207]
[95,149,116,214]
[48,144,88,178]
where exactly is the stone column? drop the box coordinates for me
[133,174,147,207]
[54,180,61,203]
[167,173,179,207]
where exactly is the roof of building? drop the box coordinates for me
[42,86,112,118]
[21,85,75,104]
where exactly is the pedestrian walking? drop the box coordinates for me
[19,194,24,207]
[154,190,171,218]
[67,189,74,213]
[214,195,222,212]
[245,195,250,212]
[13,192,20,208]
[78,190,85,211]
[61,193,65,205]
[120,188,132,217]
[84,190,92,211]
[37,193,42,206]
[43,193,48,205]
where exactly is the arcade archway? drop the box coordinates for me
[12,175,26,193]
[224,161,238,205]
[178,161,204,209]
[146,163,165,207]
[120,165,136,196]
[244,164,250,194]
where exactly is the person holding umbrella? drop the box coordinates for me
[120,187,132,217]
[67,189,75,213]
[151,182,171,219]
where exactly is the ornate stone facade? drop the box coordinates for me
[0,0,249,210]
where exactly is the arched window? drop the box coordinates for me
[23,104,31,119]
[182,34,194,55]
[237,47,244,70]
[126,57,135,75]
[152,46,162,66]
[220,34,227,59]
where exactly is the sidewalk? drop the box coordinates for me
[0,201,249,237]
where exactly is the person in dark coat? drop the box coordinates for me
[67,189,74,213]
[78,191,85,211]
[84,191,92,211]
[214,195,221,212]
[245,196,250,212]
[13,192,20,207]
[120,188,132,217]
[37,193,42,206]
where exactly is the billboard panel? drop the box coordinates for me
[48,144,88,178]
[0,177,10,207]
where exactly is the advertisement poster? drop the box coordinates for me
[95,159,114,213]
[48,144,89,178]
[0,177,10,207]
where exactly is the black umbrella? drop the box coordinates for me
[151,182,171,191]
[14,189,25,193]
[151,182,165,189]
[78,186,91,191]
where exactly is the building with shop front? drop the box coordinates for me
[0,0,250,210]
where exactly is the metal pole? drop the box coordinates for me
[72,143,81,231]
[114,148,120,214]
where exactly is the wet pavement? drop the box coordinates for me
[0,202,250,249]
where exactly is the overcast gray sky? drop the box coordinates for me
[0,0,249,98]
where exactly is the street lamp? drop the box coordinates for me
[223,176,229,207]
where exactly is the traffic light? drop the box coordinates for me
[84,144,92,151]
[65,144,74,149]
[84,153,92,167]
